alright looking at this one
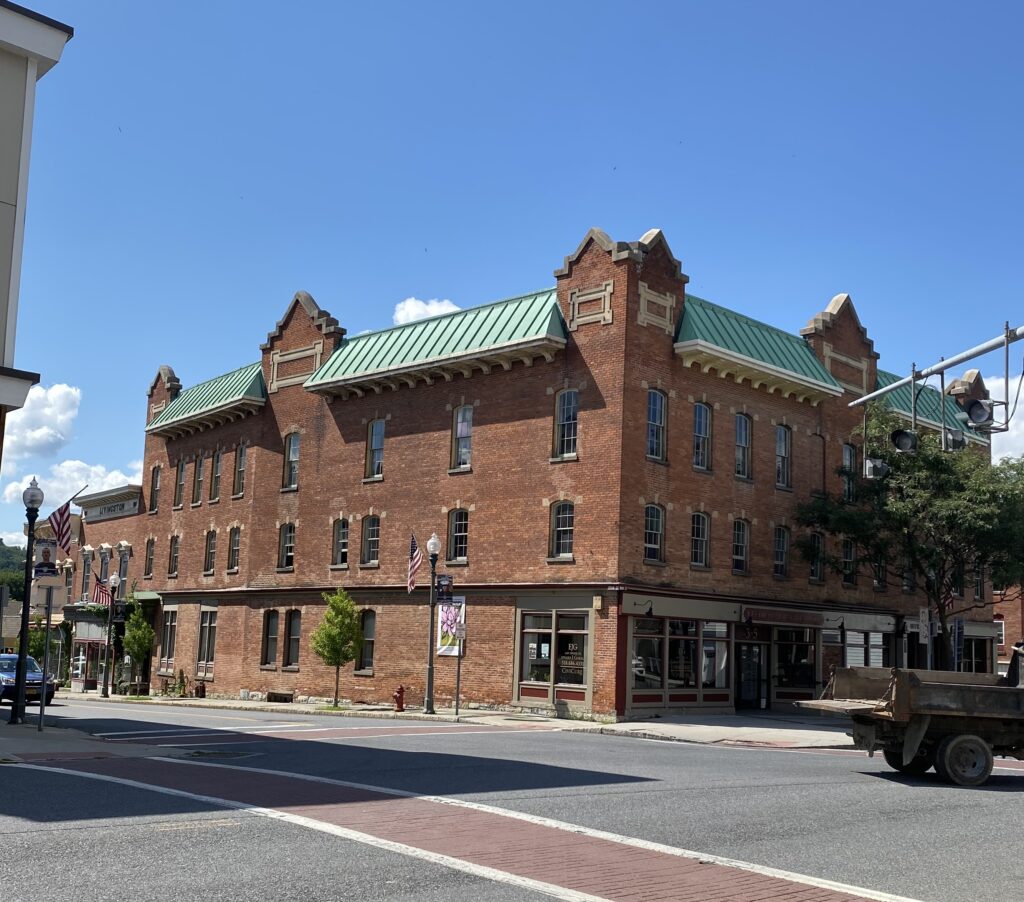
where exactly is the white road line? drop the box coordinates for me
[57,703,267,722]
[13,764,608,902]
[151,757,924,902]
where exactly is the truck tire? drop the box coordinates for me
[935,734,993,787]
[882,748,933,775]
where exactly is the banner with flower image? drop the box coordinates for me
[436,597,466,656]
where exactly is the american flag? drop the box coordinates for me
[91,577,111,606]
[407,533,423,594]
[47,501,72,555]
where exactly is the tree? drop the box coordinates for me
[122,607,155,695]
[310,588,362,707]
[0,569,25,603]
[27,614,51,661]
[796,407,1024,670]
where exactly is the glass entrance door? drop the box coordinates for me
[735,643,768,709]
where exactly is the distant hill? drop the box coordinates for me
[0,540,26,571]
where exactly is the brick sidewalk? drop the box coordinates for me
[34,756,903,902]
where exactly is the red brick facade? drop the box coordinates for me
[63,228,999,719]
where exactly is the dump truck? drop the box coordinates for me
[798,646,1024,787]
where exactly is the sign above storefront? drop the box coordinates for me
[82,496,140,523]
[622,594,741,622]
[742,607,824,627]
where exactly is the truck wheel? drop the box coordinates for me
[936,734,993,787]
[882,748,933,775]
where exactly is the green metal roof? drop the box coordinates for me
[146,362,266,435]
[675,295,841,390]
[305,289,566,391]
[875,369,989,443]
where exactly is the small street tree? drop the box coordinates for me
[310,588,362,707]
[797,407,1024,670]
[123,606,156,695]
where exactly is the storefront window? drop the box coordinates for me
[520,613,552,683]
[702,622,729,688]
[556,614,587,685]
[960,638,989,673]
[667,620,698,689]
[632,618,663,689]
[776,628,815,688]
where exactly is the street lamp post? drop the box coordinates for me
[100,572,121,698]
[9,478,43,725]
[423,532,441,715]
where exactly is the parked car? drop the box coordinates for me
[0,654,55,705]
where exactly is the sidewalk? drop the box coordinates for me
[0,691,853,763]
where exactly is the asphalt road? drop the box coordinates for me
[5,698,1024,902]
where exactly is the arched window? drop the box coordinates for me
[332,518,349,566]
[647,390,667,461]
[553,390,579,458]
[691,512,709,567]
[361,516,380,565]
[644,504,665,562]
[143,539,155,578]
[359,610,376,671]
[549,501,575,558]
[282,432,300,489]
[149,466,161,512]
[447,509,469,561]
[735,414,752,479]
[731,519,749,573]
[278,523,295,569]
[203,530,217,573]
[227,526,241,571]
[167,536,179,576]
[842,443,857,501]
[693,403,711,470]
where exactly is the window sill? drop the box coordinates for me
[445,558,469,567]
[280,486,298,494]
[330,563,349,571]
[734,475,753,484]
[190,502,202,509]
[282,665,299,673]
[260,665,277,672]
[231,493,244,501]
[731,569,749,577]
[143,574,153,581]
[549,454,578,464]
[646,456,668,466]
[353,668,374,677]
[359,562,380,570]
[361,475,384,484]
[173,505,183,512]
[841,581,858,590]
[643,559,667,567]
[167,573,178,580]
[202,570,214,577]
[546,556,575,564]
[772,573,790,581]
[775,485,793,493]
[276,566,294,573]
[690,563,710,571]
[209,498,220,506]
[227,567,239,575]
[808,578,825,586]
[447,466,472,476]
[873,585,888,593]
[148,509,158,516]
[156,669,175,678]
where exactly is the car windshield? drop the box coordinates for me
[0,657,41,673]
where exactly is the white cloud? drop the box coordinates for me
[1,384,81,468]
[983,374,1024,461]
[2,458,143,507]
[0,531,26,548]
[392,297,460,325]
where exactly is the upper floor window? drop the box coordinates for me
[203,530,217,574]
[773,526,790,577]
[174,460,186,507]
[644,504,665,562]
[809,532,825,581]
[366,419,385,478]
[647,390,666,461]
[731,519,749,573]
[227,526,241,571]
[192,451,205,504]
[361,516,380,565]
[209,450,222,501]
[693,403,711,470]
[332,518,349,566]
[952,563,965,598]
[842,539,857,585]
[81,554,92,600]
[550,501,574,558]
[775,425,792,488]
[873,554,887,590]
[974,562,985,600]
[359,610,376,671]
[283,433,300,489]
[233,443,247,496]
[64,564,74,599]
[261,610,279,665]
[149,466,160,512]
[452,406,473,469]
[842,443,857,502]
[735,414,752,479]
[283,609,301,667]
[99,553,110,584]
[691,512,709,567]
[117,552,129,598]
[902,556,916,592]
[278,523,295,569]
[168,536,180,576]
[448,509,469,561]
[995,617,1006,647]
[553,390,578,458]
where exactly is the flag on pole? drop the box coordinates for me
[47,501,72,555]
[92,577,111,606]
[408,533,423,594]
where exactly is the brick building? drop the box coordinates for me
[61,228,999,719]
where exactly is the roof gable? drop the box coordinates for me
[146,362,267,438]
[261,291,344,351]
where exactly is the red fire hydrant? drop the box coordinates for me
[393,685,405,712]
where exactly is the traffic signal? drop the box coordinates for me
[891,429,918,453]
[962,399,995,429]
[863,458,891,480]
[945,429,967,451]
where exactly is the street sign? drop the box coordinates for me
[436,574,453,603]
[454,623,466,640]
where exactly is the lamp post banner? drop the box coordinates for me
[437,597,465,656]
[33,538,58,578]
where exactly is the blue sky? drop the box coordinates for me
[3,0,1023,543]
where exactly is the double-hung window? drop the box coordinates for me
[361,516,380,565]
[735,414,752,479]
[810,532,825,581]
[283,433,300,489]
[691,513,709,567]
[842,539,857,585]
[842,443,857,501]
[550,502,574,558]
[168,536,179,576]
[554,390,578,458]
[203,530,217,574]
[732,519,749,573]
[192,451,205,504]
[261,611,279,665]
[693,403,711,470]
[143,539,155,578]
[209,450,222,501]
[278,523,295,569]
[772,526,790,577]
[332,518,349,566]
[644,504,665,562]
[366,420,385,478]
[283,610,301,667]
[227,526,241,571]
[452,406,473,469]
[359,611,376,671]
[174,460,186,507]
[233,444,247,496]
[647,390,666,461]
[775,425,792,488]
[149,466,160,512]
[447,509,469,561]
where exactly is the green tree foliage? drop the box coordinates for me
[0,541,26,571]
[310,588,362,707]
[122,607,156,695]
[797,407,1024,669]
[0,569,25,603]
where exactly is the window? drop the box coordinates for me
[776,628,816,688]
[192,451,205,504]
[644,504,665,562]
[81,554,92,600]
[842,443,857,501]
[732,520,749,573]
[359,610,375,671]
[549,501,574,558]
[174,460,186,507]
[902,557,916,592]
[233,443,247,496]
[452,406,473,469]
[361,516,380,565]
[168,536,180,576]
[117,553,129,599]
[144,540,154,578]
[810,532,825,581]
[366,420,385,478]
[735,414,752,479]
[952,563,965,597]
[99,553,110,584]
[261,610,279,665]
[996,618,1006,647]
[197,610,217,678]
[209,450,222,501]
[283,432,300,489]
[974,563,985,600]
[873,554,887,589]
[773,526,789,577]
[647,390,666,461]
[203,530,217,574]
[691,512,709,567]
[554,390,579,458]
[278,523,295,569]
[283,610,301,667]
[842,539,857,585]
[775,425,791,488]
[693,403,711,470]
[149,466,160,512]
[846,630,891,668]
[159,610,177,673]
[331,518,349,566]
[518,611,590,690]
[227,526,241,571]
[64,564,74,600]
[448,509,469,561]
